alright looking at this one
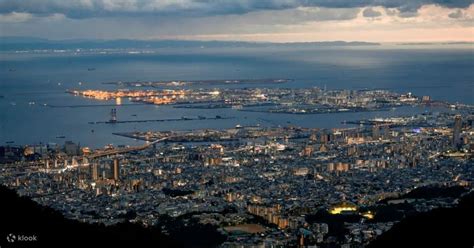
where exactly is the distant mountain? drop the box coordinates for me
[398,41,474,46]
[0,36,380,51]
[0,36,51,43]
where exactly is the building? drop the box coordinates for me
[293,167,309,176]
[320,133,331,144]
[64,141,80,156]
[452,115,462,149]
[422,95,431,103]
[91,163,99,180]
[113,159,120,181]
[110,108,117,123]
[301,145,313,157]
[328,162,350,172]
[467,115,474,128]
[372,125,380,140]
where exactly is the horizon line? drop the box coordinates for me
[1,36,474,45]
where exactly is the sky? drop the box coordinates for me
[0,0,473,42]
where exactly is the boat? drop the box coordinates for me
[56,136,66,139]
[6,141,14,144]
[87,68,96,71]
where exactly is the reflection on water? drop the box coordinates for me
[0,47,472,147]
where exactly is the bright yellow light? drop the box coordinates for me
[362,211,374,219]
[329,207,357,215]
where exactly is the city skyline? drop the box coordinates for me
[0,1,473,247]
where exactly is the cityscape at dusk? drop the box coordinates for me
[0,0,473,247]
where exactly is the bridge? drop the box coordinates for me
[87,137,168,159]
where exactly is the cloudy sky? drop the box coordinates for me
[0,0,473,42]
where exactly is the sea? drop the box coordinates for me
[0,45,473,148]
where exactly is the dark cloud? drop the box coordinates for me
[362,8,382,17]
[0,0,472,19]
[397,11,419,18]
[448,9,464,18]
[236,7,361,25]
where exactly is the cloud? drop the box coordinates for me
[448,9,464,18]
[0,2,473,42]
[0,0,472,19]
[229,7,361,26]
[362,8,382,17]
[0,12,32,22]
[397,10,419,18]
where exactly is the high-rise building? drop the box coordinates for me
[113,159,120,181]
[91,163,99,181]
[372,124,380,140]
[382,124,390,139]
[320,133,331,144]
[64,141,80,156]
[453,115,462,149]
[110,108,117,123]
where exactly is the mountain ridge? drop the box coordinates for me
[0,36,380,50]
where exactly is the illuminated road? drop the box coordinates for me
[87,137,168,159]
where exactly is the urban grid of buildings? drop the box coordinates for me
[1,87,473,247]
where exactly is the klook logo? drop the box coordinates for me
[5,233,37,243]
[6,234,16,243]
